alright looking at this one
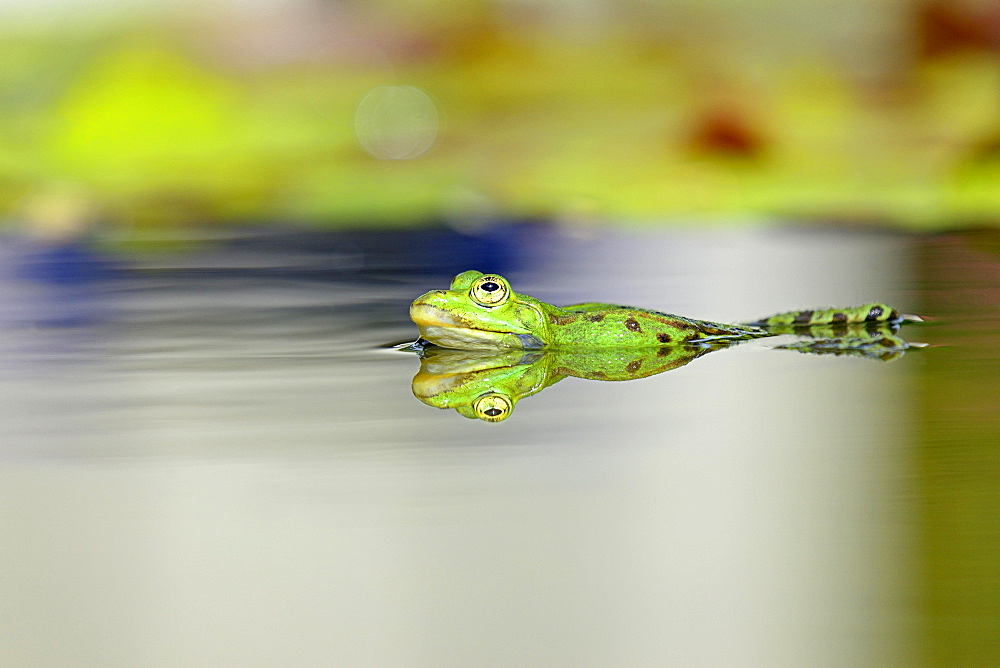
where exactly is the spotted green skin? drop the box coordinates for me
[745,304,902,329]
[410,270,905,351]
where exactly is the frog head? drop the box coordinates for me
[410,271,551,350]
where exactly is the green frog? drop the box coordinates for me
[410,270,910,350]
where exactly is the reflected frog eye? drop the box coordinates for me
[469,275,510,307]
[472,392,513,422]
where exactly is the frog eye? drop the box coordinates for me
[469,274,510,307]
[472,392,514,422]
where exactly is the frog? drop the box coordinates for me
[410,270,911,351]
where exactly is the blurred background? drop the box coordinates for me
[1,1,1000,666]
[1,0,999,233]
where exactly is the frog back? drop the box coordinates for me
[547,304,766,348]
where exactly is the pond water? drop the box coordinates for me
[0,225,997,665]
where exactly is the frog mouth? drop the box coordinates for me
[409,303,521,336]
[409,303,478,329]
[410,303,534,349]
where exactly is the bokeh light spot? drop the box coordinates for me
[354,85,439,160]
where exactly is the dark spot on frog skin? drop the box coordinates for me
[831,312,848,323]
[549,313,578,326]
[656,332,671,343]
[793,310,814,325]
[624,316,642,333]
[585,313,605,322]
[556,366,607,379]
[866,306,884,321]
[626,360,642,373]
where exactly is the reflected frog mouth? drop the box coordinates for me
[411,369,472,399]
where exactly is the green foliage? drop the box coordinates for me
[1,11,999,229]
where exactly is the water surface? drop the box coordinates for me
[0,226,997,665]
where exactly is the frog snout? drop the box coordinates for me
[411,291,444,307]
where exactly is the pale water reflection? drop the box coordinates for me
[0,227,996,665]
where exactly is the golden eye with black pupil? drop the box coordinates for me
[472,392,513,422]
[469,275,510,307]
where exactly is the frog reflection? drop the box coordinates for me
[410,344,719,422]
[409,324,917,422]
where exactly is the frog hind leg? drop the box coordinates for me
[744,303,903,329]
